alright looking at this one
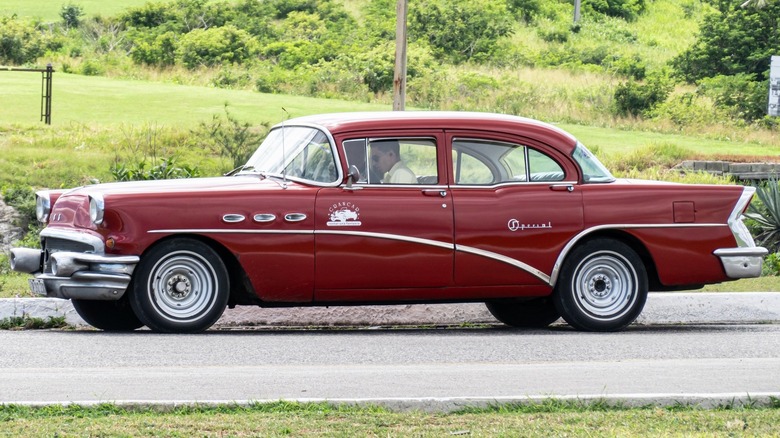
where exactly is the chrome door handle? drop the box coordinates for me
[550,184,574,192]
[422,189,447,197]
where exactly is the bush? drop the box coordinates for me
[613,73,673,117]
[608,143,694,173]
[1,185,36,229]
[746,178,780,253]
[60,3,85,29]
[408,0,514,63]
[110,156,200,181]
[697,74,767,123]
[672,1,780,83]
[177,25,259,68]
[586,0,647,20]
[0,17,46,65]
[192,104,268,171]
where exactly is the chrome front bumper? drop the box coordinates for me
[10,248,139,300]
[714,247,768,279]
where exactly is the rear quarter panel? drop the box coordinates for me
[580,181,744,287]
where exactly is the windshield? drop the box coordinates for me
[573,142,615,183]
[242,126,339,184]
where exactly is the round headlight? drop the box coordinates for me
[89,194,105,225]
[35,192,51,223]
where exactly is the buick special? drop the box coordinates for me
[10,112,767,332]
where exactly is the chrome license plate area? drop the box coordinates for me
[29,278,47,296]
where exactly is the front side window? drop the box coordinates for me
[242,126,339,184]
[343,138,438,185]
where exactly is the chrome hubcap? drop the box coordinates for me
[148,250,218,322]
[573,251,637,321]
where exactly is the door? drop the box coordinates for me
[448,134,584,289]
[314,134,454,301]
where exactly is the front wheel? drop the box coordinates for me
[130,238,229,333]
[553,239,648,332]
[72,296,144,331]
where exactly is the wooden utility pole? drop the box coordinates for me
[574,0,582,22]
[392,0,408,111]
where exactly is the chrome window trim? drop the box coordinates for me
[450,180,580,190]
[344,136,441,187]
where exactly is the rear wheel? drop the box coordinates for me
[72,296,144,331]
[553,238,647,332]
[485,298,560,328]
[130,238,229,333]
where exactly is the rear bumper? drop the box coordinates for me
[714,247,768,279]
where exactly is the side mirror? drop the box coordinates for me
[346,165,361,189]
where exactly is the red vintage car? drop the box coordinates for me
[10,112,767,333]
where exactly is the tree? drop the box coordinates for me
[672,0,780,83]
[408,0,513,63]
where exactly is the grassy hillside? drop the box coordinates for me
[0,0,163,21]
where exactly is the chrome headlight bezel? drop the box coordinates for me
[35,191,51,223]
[89,193,105,225]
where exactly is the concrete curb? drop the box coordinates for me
[1,292,779,328]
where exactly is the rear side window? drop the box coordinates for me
[452,139,564,185]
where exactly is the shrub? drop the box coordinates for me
[608,143,694,173]
[0,17,46,65]
[110,156,200,181]
[130,31,178,66]
[177,25,259,68]
[613,73,673,117]
[697,74,767,123]
[1,185,36,229]
[408,0,514,63]
[60,3,85,29]
[192,104,268,171]
[746,178,780,253]
[585,0,647,21]
[672,2,780,83]
[763,252,780,276]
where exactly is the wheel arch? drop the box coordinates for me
[138,233,258,307]
[551,227,660,290]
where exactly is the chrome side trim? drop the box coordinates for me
[549,223,726,287]
[149,223,731,287]
[149,229,314,235]
[456,244,551,283]
[728,186,758,248]
[315,230,455,251]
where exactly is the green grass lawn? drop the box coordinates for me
[2,71,388,128]
[0,0,168,21]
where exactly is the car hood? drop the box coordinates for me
[66,175,288,197]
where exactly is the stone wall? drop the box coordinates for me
[0,196,23,255]
[676,161,780,181]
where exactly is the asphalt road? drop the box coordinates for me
[2,323,779,410]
